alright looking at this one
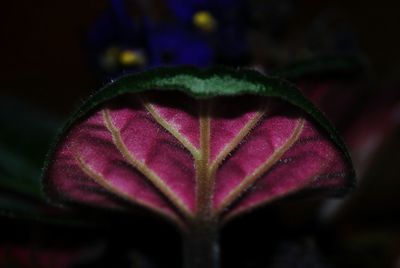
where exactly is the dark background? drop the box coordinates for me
[0,1,400,267]
[1,0,399,116]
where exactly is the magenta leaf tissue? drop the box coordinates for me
[42,67,355,268]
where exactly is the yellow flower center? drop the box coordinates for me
[193,11,217,33]
[119,49,146,66]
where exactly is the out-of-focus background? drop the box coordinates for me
[0,0,399,267]
[1,0,399,115]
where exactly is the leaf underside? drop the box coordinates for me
[45,91,351,227]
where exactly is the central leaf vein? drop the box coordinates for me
[196,101,212,219]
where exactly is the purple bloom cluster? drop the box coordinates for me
[87,0,246,77]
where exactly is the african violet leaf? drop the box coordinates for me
[0,98,61,220]
[0,245,76,268]
[0,98,105,224]
[273,56,367,80]
[43,68,354,227]
[0,97,60,198]
[344,86,400,178]
[273,56,367,129]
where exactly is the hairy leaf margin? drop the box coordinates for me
[42,67,356,205]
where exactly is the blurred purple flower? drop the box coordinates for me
[86,0,147,75]
[148,25,213,67]
[166,0,240,23]
[166,0,248,63]
[87,0,214,77]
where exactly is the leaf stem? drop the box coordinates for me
[183,220,220,268]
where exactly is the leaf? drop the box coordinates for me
[274,56,369,130]
[273,55,368,80]
[0,146,42,198]
[0,97,60,198]
[344,86,400,178]
[0,244,77,268]
[43,67,355,227]
[0,98,88,224]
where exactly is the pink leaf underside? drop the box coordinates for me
[297,80,362,126]
[47,91,349,224]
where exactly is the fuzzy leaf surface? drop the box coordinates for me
[43,68,354,227]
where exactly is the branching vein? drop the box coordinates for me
[74,154,181,223]
[102,109,192,218]
[139,96,200,159]
[224,160,332,221]
[214,119,305,215]
[209,109,267,174]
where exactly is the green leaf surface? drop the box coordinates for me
[0,97,67,221]
[0,97,61,198]
[0,146,42,197]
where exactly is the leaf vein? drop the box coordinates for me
[101,109,193,218]
[74,153,180,223]
[214,118,306,215]
[139,96,200,159]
